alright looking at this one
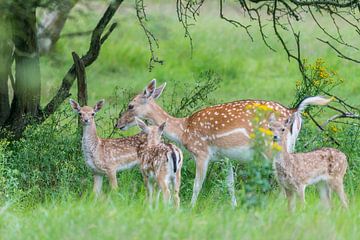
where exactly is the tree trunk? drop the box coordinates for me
[0,11,13,125]
[37,0,79,54]
[5,1,41,136]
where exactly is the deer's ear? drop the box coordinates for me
[158,122,166,135]
[268,113,276,123]
[69,99,81,112]
[135,117,149,133]
[143,79,156,98]
[94,99,105,112]
[153,82,166,99]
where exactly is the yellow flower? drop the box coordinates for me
[257,104,273,112]
[246,103,273,112]
[313,80,321,86]
[330,125,338,133]
[250,133,256,139]
[272,142,282,151]
[259,127,273,136]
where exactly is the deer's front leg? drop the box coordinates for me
[93,174,103,196]
[191,151,210,207]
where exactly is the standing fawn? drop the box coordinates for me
[269,113,348,210]
[116,79,331,207]
[135,118,183,208]
[69,99,146,195]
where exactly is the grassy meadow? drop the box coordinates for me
[1,1,360,239]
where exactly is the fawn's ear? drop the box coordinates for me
[135,117,149,133]
[94,99,105,112]
[153,82,166,99]
[143,79,156,98]
[268,113,276,123]
[158,122,166,135]
[69,99,81,112]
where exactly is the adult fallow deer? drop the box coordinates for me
[116,79,331,206]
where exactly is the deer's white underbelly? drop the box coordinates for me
[306,175,329,185]
[210,145,254,161]
[116,161,138,171]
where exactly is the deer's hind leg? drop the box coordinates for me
[108,170,118,190]
[317,181,331,208]
[157,173,171,206]
[285,188,295,212]
[329,178,348,208]
[173,169,182,209]
[296,184,306,209]
[226,162,237,207]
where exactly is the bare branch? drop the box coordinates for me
[219,0,253,41]
[307,112,341,146]
[135,0,163,71]
[321,112,360,128]
[41,0,123,122]
[317,38,360,63]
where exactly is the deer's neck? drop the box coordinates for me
[82,122,100,153]
[274,140,291,165]
[146,137,161,147]
[145,102,187,144]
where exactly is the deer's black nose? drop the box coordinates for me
[273,136,279,141]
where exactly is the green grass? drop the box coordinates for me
[1,1,360,239]
[1,192,359,240]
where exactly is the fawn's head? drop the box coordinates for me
[268,113,294,143]
[69,99,105,125]
[116,79,166,130]
[135,117,166,146]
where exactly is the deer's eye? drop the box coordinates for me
[78,112,82,116]
[91,113,95,116]
[282,128,285,132]
[128,105,134,110]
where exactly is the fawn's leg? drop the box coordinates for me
[93,174,103,196]
[108,170,118,190]
[329,178,348,208]
[296,185,306,208]
[317,182,331,208]
[144,174,154,207]
[226,162,237,207]
[191,153,210,207]
[173,169,182,209]
[158,175,171,205]
[285,188,295,212]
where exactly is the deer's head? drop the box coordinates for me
[135,117,166,146]
[69,99,105,126]
[116,79,166,130]
[268,113,294,143]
